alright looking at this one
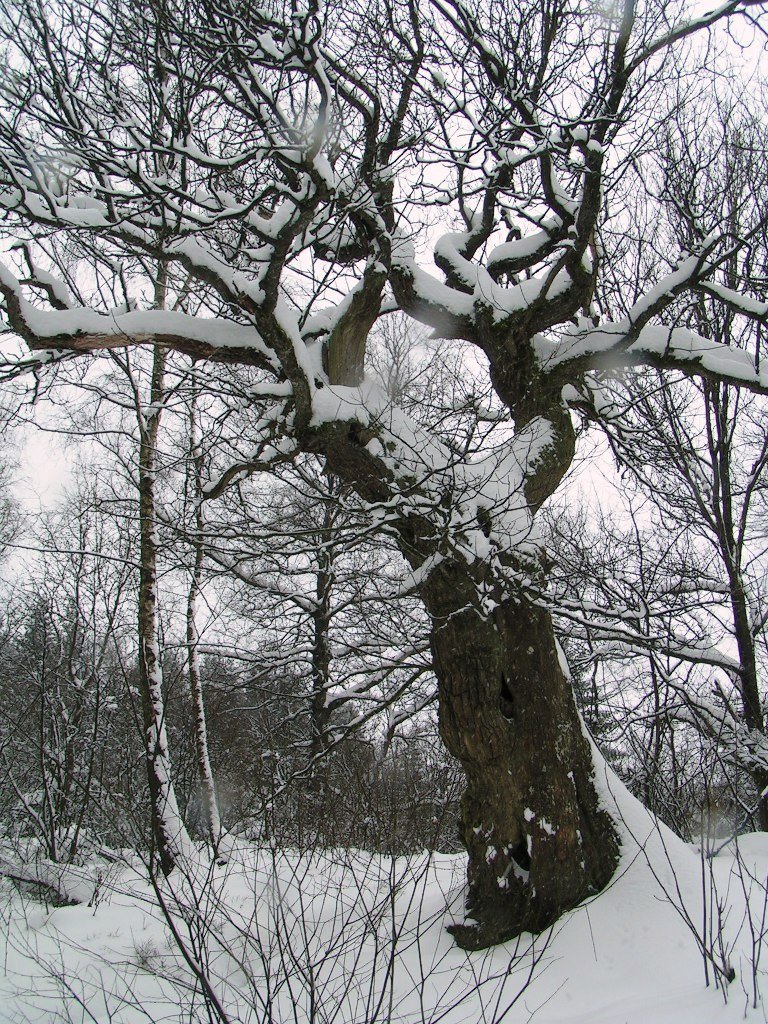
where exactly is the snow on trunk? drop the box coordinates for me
[139,344,192,875]
[186,387,224,858]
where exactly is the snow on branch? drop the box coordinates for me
[540,321,768,394]
[627,0,768,75]
[0,260,281,369]
[669,686,768,776]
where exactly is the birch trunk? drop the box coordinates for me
[138,298,192,875]
[186,386,223,856]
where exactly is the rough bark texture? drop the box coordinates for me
[314,410,621,948]
[422,561,619,950]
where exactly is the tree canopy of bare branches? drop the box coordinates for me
[2,0,768,948]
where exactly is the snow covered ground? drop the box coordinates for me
[1,770,767,1024]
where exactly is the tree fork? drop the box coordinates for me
[314,418,619,947]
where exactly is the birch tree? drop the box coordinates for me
[1,0,767,948]
[183,380,224,856]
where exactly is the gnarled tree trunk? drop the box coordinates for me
[422,561,619,950]
[316,397,620,948]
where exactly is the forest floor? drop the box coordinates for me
[1,772,766,1024]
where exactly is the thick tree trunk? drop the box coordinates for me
[422,561,619,950]
[314,404,617,948]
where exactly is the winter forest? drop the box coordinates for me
[1,0,768,1020]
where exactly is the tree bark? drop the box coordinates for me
[314,407,620,949]
[307,502,335,785]
[729,576,768,829]
[422,560,619,950]
[186,386,224,857]
[706,382,768,829]
[138,344,191,875]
